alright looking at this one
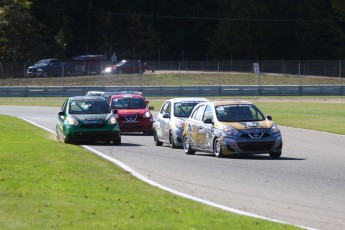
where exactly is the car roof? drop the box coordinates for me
[69,96,106,101]
[110,94,144,99]
[86,91,105,96]
[208,100,253,106]
[169,97,208,103]
[104,91,144,96]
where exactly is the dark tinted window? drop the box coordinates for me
[69,100,110,114]
[111,97,146,109]
[216,104,265,122]
[174,101,201,117]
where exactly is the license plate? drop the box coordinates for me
[84,120,101,124]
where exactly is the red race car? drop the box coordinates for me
[109,93,153,135]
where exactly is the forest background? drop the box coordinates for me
[1,0,345,63]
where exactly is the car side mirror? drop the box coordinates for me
[58,111,65,116]
[266,115,272,120]
[163,112,170,118]
[148,106,154,110]
[204,118,213,124]
[113,109,118,114]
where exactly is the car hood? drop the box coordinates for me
[71,113,112,121]
[216,120,273,130]
[29,64,47,68]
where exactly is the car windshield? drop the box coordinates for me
[35,60,50,65]
[215,104,265,122]
[68,100,110,114]
[111,97,146,109]
[174,101,202,117]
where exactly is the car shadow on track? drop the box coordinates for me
[193,153,305,161]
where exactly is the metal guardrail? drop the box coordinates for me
[0,85,344,97]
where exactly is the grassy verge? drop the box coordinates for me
[0,115,299,229]
[0,73,344,86]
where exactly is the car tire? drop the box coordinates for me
[154,131,163,146]
[113,134,121,145]
[42,71,48,78]
[183,135,195,155]
[169,131,177,149]
[55,127,60,141]
[269,151,281,159]
[63,134,71,144]
[213,139,224,158]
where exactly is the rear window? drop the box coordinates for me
[174,101,202,117]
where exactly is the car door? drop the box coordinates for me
[188,104,206,148]
[200,105,214,151]
[156,101,171,142]
[50,60,62,76]
[57,99,68,136]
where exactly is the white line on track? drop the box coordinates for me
[21,118,317,230]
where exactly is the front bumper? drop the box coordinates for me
[65,124,120,142]
[221,134,283,156]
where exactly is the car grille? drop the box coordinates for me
[28,68,37,73]
[81,124,106,128]
[122,114,140,122]
[240,132,271,139]
[237,141,276,152]
[73,131,116,141]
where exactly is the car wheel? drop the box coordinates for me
[183,135,195,155]
[42,71,48,78]
[213,139,224,158]
[63,134,71,144]
[269,151,281,159]
[55,127,60,141]
[169,131,177,149]
[113,134,121,145]
[154,131,163,146]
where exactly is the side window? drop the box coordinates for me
[203,105,213,121]
[191,105,201,119]
[166,102,171,115]
[160,101,170,114]
[61,99,68,113]
[194,105,205,121]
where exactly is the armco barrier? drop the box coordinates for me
[0,85,344,97]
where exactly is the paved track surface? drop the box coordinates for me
[1,105,345,230]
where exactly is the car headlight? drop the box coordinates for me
[271,123,280,133]
[105,67,112,73]
[223,126,239,136]
[67,116,78,126]
[108,116,117,125]
[143,111,151,118]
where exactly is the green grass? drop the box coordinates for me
[1,73,344,86]
[0,115,299,229]
[256,102,345,135]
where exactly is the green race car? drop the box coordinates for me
[56,96,121,145]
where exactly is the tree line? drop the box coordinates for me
[1,0,345,62]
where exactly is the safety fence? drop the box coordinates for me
[1,85,344,97]
[1,60,344,79]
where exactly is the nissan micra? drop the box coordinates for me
[153,97,208,148]
[56,96,121,145]
[182,100,282,158]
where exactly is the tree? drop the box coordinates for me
[0,0,44,62]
